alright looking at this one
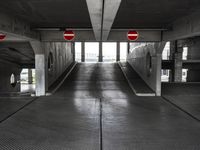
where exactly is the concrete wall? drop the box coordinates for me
[44,42,73,87]
[0,60,22,93]
[127,43,165,96]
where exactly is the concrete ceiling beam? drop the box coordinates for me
[40,30,161,42]
[0,13,39,41]
[102,0,121,41]
[86,0,121,41]
[163,12,200,41]
[86,0,103,41]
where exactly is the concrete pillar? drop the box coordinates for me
[127,42,130,54]
[71,42,75,62]
[170,41,183,82]
[155,54,162,96]
[28,69,33,84]
[35,54,46,96]
[30,41,47,96]
[99,42,103,62]
[187,37,200,81]
[81,42,85,62]
[116,42,120,61]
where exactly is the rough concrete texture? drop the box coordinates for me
[0,60,22,93]
[127,42,165,96]
[1,63,200,149]
[44,42,73,87]
[187,37,200,82]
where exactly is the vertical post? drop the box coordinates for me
[35,54,46,96]
[170,41,183,82]
[30,41,47,96]
[116,42,120,62]
[127,42,130,55]
[99,42,103,62]
[28,69,33,84]
[71,42,75,62]
[155,54,162,96]
[81,42,85,62]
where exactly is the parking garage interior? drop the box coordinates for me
[1,0,200,149]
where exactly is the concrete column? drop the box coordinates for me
[99,42,103,62]
[170,41,183,82]
[28,69,33,84]
[187,37,200,81]
[35,54,46,96]
[71,42,75,62]
[127,42,130,54]
[174,48,183,82]
[116,42,120,62]
[155,54,162,96]
[81,42,85,62]
[30,41,47,96]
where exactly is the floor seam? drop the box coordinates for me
[0,97,38,124]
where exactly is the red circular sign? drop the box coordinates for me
[0,33,6,41]
[127,31,139,41]
[64,30,75,41]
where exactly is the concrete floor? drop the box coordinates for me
[0,63,200,149]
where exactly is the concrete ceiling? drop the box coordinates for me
[0,42,35,67]
[0,0,200,30]
[113,0,200,29]
[0,0,92,28]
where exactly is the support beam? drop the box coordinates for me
[116,42,120,61]
[0,13,39,41]
[30,41,47,96]
[163,12,200,41]
[86,0,103,41]
[41,30,161,42]
[102,0,121,41]
[81,42,85,62]
[99,42,103,62]
[71,42,75,62]
[86,0,122,41]
[170,41,183,82]
[28,69,33,84]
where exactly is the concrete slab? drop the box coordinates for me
[163,95,200,120]
[103,97,200,150]
[162,83,200,96]
[0,97,35,122]
[1,63,200,149]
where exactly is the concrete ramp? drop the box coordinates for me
[119,62,155,96]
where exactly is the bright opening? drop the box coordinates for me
[103,42,116,62]
[20,69,35,93]
[182,47,188,60]
[161,69,170,82]
[162,42,170,60]
[85,42,99,62]
[75,42,81,62]
[120,42,127,62]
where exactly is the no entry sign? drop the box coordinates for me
[127,31,139,41]
[0,33,6,41]
[64,30,75,41]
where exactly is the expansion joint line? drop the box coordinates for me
[99,98,103,150]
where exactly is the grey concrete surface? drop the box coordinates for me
[0,97,35,122]
[127,43,165,96]
[1,63,200,149]
[162,83,200,121]
[119,62,155,96]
